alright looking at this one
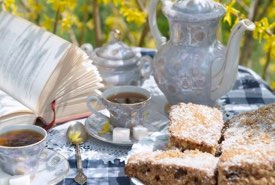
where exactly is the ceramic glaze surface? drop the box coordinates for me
[0,125,47,176]
[0,149,69,185]
[149,0,255,106]
[81,31,152,88]
[153,41,225,105]
[86,86,151,129]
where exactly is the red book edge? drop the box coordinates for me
[35,100,91,130]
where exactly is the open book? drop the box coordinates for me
[0,12,103,128]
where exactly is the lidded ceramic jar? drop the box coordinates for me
[82,30,152,88]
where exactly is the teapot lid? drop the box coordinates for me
[96,30,135,60]
[163,0,225,21]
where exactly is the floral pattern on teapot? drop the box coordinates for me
[149,0,255,106]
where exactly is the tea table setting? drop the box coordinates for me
[1,67,273,185]
[1,54,275,185]
[45,64,274,185]
[1,0,275,184]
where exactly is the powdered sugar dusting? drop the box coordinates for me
[128,149,219,176]
[169,103,224,148]
[220,103,275,168]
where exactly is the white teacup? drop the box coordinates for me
[87,86,151,128]
[0,124,47,176]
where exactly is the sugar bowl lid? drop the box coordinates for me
[94,30,137,65]
[163,0,225,21]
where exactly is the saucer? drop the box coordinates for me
[85,107,168,146]
[0,149,69,185]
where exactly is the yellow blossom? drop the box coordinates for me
[253,18,274,42]
[86,19,94,30]
[47,0,76,12]
[97,0,121,5]
[267,1,275,18]
[112,0,121,6]
[27,0,42,13]
[80,4,89,13]
[120,6,147,26]
[105,16,126,30]
[41,15,53,30]
[24,0,43,21]
[3,0,14,8]
[271,81,275,90]
[61,16,73,32]
[105,16,115,28]
[223,0,239,26]
[73,16,83,29]
[263,35,275,59]
[259,57,266,66]
[68,130,84,144]
[3,0,17,14]
[97,0,111,4]
[269,64,275,72]
[98,121,111,135]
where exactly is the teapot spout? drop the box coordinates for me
[211,19,255,101]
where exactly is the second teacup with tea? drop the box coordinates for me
[0,124,47,176]
[86,86,151,128]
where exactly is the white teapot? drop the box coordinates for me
[149,0,255,106]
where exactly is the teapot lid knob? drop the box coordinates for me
[95,29,136,61]
[111,29,121,41]
[173,0,218,13]
[163,0,225,21]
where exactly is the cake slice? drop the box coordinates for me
[169,103,224,154]
[125,149,219,185]
[221,103,275,152]
[218,149,275,185]
[219,103,275,185]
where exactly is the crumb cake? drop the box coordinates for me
[125,149,219,185]
[218,149,275,185]
[169,103,224,154]
[219,103,275,185]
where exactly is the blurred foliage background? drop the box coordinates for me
[1,0,274,90]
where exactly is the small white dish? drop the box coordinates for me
[0,149,69,185]
[85,109,168,146]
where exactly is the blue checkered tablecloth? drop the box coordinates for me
[47,50,275,185]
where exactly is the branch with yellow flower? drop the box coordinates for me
[222,0,274,83]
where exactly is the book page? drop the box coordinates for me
[39,46,103,112]
[0,12,71,111]
[0,89,33,120]
[38,45,103,122]
[0,114,36,128]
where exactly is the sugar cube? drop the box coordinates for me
[9,174,31,185]
[112,127,130,142]
[0,168,10,185]
[133,125,148,141]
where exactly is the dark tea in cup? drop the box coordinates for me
[107,92,148,104]
[0,124,47,175]
[0,129,44,147]
[87,86,151,128]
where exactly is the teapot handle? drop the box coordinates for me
[149,0,167,49]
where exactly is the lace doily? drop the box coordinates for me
[46,121,132,163]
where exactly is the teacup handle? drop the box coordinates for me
[140,55,152,80]
[86,96,104,116]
